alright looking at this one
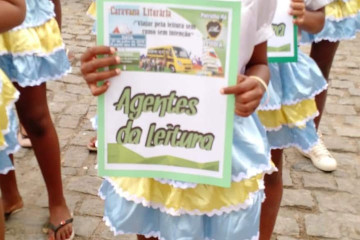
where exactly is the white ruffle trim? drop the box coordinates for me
[10,10,55,32]
[103,215,260,240]
[5,144,20,157]
[0,166,15,175]
[263,111,319,132]
[270,138,319,154]
[326,10,360,22]
[154,162,276,189]
[232,164,277,183]
[12,67,72,88]
[100,177,265,217]
[154,178,197,189]
[301,29,360,44]
[0,44,66,57]
[258,83,328,111]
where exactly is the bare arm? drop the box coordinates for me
[52,0,62,30]
[0,0,26,32]
[290,0,325,34]
[222,41,270,117]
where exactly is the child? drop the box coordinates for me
[0,1,26,239]
[80,0,277,239]
[257,0,328,238]
[0,0,73,239]
[300,0,360,171]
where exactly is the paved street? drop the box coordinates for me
[4,0,360,239]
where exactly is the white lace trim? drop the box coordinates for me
[263,111,319,132]
[103,215,260,240]
[5,144,20,157]
[232,164,277,182]
[12,67,72,88]
[10,12,55,32]
[100,178,264,217]
[0,166,15,175]
[0,44,66,57]
[154,162,276,189]
[325,10,360,22]
[301,29,360,44]
[258,83,328,111]
[270,138,319,154]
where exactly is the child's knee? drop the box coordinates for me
[22,112,51,137]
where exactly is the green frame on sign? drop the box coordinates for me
[268,24,298,63]
[96,0,241,187]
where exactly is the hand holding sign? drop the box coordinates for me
[221,75,266,117]
[81,46,121,96]
[289,0,306,25]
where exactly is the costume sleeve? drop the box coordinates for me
[305,0,333,11]
[255,0,277,45]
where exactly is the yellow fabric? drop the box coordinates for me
[0,70,18,148]
[109,174,264,212]
[0,18,64,55]
[87,2,96,19]
[257,99,317,129]
[326,0,360,20]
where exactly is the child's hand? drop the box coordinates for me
[80,46,121,96]
[289,0,306,26]
[221,75,266,117]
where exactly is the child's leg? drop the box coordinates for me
[0,155,23,215]
[0,198,4,240]
[12,82,72,239]
[309,40,340,129]
[137,235,158,240]
[259,149,283,240]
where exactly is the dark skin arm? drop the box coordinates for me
[221,41,269,117]
[290,0,325,34]
[0,0,26,32]
[52,0,62,30]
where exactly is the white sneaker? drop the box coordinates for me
[300,135,337,172]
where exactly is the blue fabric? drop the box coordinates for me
[0,50,71,87]
[13,0,55,30]
[258,50,326,152]
[301,14,360,43]
[0,110,18,174]
[261,50,327,108]
[267,121,318,152]
[100,179,263,240]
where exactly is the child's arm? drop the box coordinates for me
[221,42,269,117]
[290,0,325,34]
[52,0,62,30]
[81,46,121,96]
[0,0,26,32]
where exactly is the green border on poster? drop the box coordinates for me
[268,25,298,63]
[96,0,241,187]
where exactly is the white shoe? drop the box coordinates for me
[300,135,337,172]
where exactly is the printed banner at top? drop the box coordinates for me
[268,0,298,63]
[105,2,232,77]
[96,0,241,187]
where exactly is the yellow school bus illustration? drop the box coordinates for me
[146,46,193,73]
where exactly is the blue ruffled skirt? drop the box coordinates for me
[99,179,264,240]
[0,0,71,87]
[257,50,327,152]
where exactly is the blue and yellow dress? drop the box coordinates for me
[0,70,19,175]
[95,0,278,239]
[0,0,70,87]
[302,0,360,43]
[257,0,329,153]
